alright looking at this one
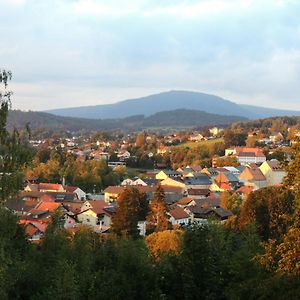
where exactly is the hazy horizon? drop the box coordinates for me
[1,0,300,111]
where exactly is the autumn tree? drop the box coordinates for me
[239,187,295,240]
[146,230,183,260]
[214,155,240,167]
[112,187,149,238]
[146,185,170,233]
[220,191,242,214]
[135,132,146,148]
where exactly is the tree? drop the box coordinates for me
[146,230,183,260]
[240,187,295,240]
[220,191,242,214]
[0,69,33,203]
[135,132,146,148]
[146,185,170,233]
[224,128,247,147]
[112,187,149,238]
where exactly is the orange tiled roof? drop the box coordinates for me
[35,201,61,212]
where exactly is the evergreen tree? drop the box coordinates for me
[0,69,33,204]
[147,184,170,233]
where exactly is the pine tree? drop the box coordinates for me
[147,185,170,233]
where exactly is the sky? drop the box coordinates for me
[1,0,300,111]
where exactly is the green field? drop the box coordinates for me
[173,137,224,149]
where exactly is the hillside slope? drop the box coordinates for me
[46,90,300,119]
[8,109,247,132]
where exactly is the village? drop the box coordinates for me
[10,123,295,242]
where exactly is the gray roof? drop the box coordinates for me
[224,172,240,183]
[184,174,211,185]
[163,170,181,176]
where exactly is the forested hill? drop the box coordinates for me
[7,109,247,132]
[46,90,300,119]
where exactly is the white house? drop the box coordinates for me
[168,207,190,226]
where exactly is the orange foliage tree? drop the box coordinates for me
[145,229,183,260]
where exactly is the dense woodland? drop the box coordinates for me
[7,108,246,133]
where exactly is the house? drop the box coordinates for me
[213,172,240,191]
[133,178,148,186]
[117,150,131,161]
[209,127,223,136]
[45,191,78,202]
[24,183,65,193]
[121,178,135,186]
[225,147,266,165]
[168,207,190,226]
[177,197,196,207]
[178,166,195,178]
[222,166,241,175]
[64,185,86,200]
[236,185,254,199]
[269,132,284,143]
[239,166,267,189]
[186,188,210,199]
[24,183,84,200]
[90,150,110,161]
[104,186,126,202]
[183,174,212,189]
[156,170,181,180]
[161,185,185,204]
[201,167,219,179]
[185,206,232,224]
[104,185,155,203]
[193,195,221,208]
[189,133,204,142]
[19,220,48,242]
[160,177,186,188]
[77,200,114,228]
[63,214,77,229]
[259,160,286,186]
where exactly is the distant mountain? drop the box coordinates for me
[239,104,300,118]
[8,109,246,133]
[45,91,300,119]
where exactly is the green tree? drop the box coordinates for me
[224,128,247,147]
[0,69,33,203]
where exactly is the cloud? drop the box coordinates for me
[0,0,300,110]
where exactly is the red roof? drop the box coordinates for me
[235,147,265,157]
[35,201,61,212]
[169,207,189,220]
[177,197,194,205]
[84,200,108,215]
[25,224,39,237]
[38,183,63,191]
[236,185,254,194]
[64,185,79,193]
[19,220,48,233]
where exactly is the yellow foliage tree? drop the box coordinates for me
[145,229,183,260]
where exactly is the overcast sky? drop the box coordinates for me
[1,0,300,111]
